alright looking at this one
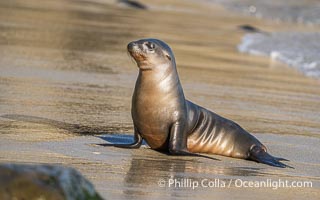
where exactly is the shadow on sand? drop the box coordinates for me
[1,114,112,135]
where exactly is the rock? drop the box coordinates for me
[0,163,103,200]
[117,0,148,10]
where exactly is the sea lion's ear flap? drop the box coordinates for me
[165,52,172,61]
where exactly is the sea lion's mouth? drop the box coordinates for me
[127,42,147,62]
[129,51,147,62]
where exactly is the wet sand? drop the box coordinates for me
[0,0,319,199]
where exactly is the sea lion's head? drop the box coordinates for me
[127,38,174,70]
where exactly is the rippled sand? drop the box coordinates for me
[0,0,319,199]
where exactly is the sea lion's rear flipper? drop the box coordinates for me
[249,146,293,168]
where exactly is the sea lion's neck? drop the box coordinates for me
[137,64,183,96]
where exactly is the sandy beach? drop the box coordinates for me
[0,0,319,199]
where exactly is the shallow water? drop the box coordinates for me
[0,0,320,199]
[238,32,320,78]
[204,0,320,79]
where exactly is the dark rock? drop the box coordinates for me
[238,24,263,33]
[118,0,148,10]
[0,164,103,200]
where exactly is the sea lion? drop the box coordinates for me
[103,38,291,168]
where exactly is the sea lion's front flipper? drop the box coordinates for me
[168,122,220,161]
[249,146,293,168]
[96,127,143,148]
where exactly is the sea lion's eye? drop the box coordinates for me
[144,42,155,50]
[150,43,155,49]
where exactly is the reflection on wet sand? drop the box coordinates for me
[123,157,265,199]
[124,157,265,184]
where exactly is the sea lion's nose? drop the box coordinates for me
[127,41,137,51]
